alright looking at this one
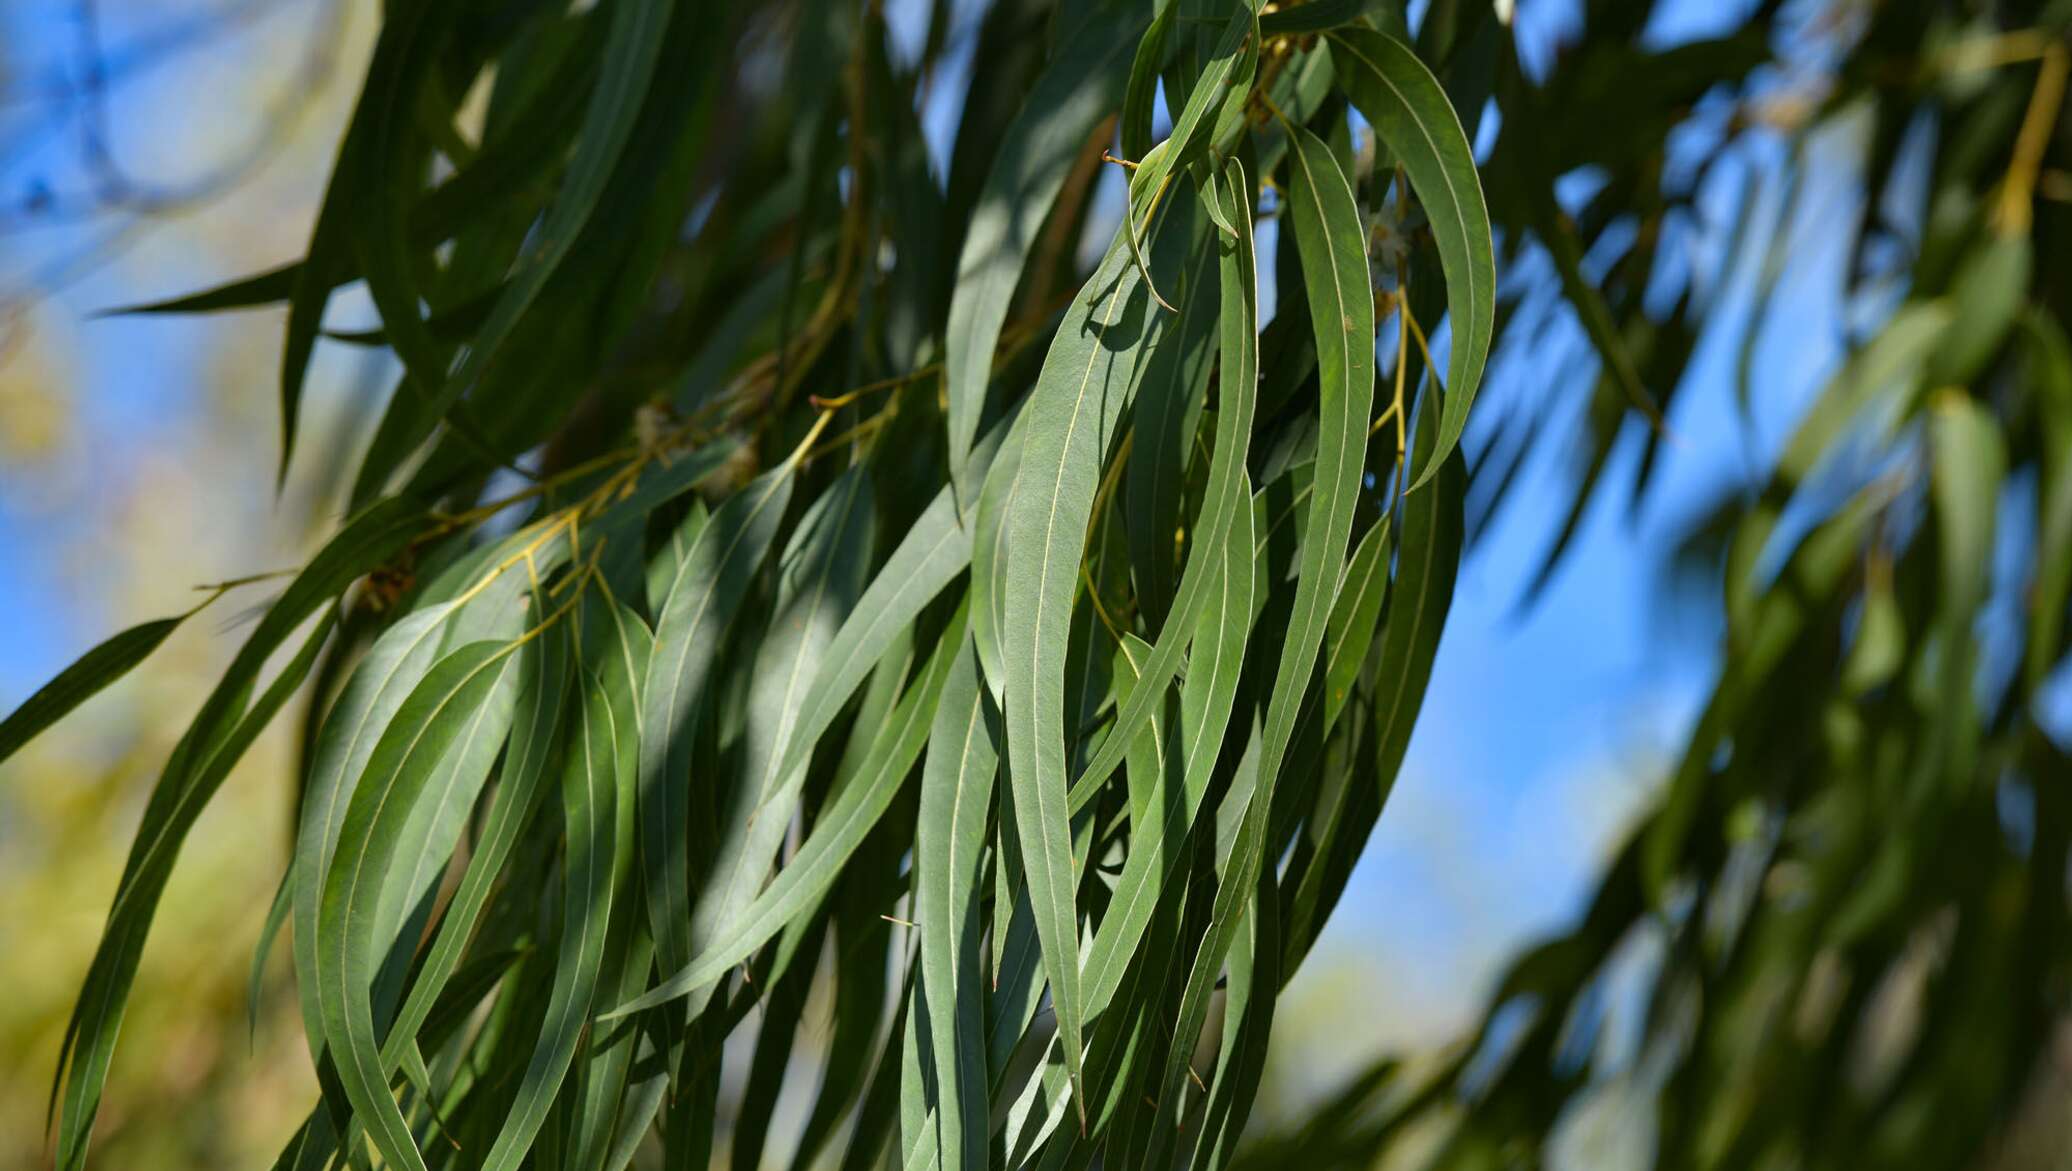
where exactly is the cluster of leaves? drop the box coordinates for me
[1231,1,2072,1168]
[5,0,1505,1168]
[11,0,2070,1165]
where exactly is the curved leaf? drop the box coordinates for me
[1065,156,1258,815]
[1331,27,1496,488]
[383,608,573,1062]
[913,637,998,1171]
[994,204,1181,1106]
[685,468,873,1021]
[944,8,1141,497]
[313,638,519,1171]
[0,611,188,765]
[638,460,798,989]
[1154,121,1374,1128]
[55,498,419,1171]
[476,597,649,1171]
[604,598,968,1020]
[52,609,334,1171]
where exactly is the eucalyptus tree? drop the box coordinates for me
[3,0,2068,1169]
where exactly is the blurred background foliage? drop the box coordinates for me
[0,0,2068,1169]
[0,4,378,1165]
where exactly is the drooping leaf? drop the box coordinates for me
[684,467,873,1021]
[944,7,1141,498]
[1082,474,1254,1018]
[476,597,649,1171]
[383,606,573,1061]
[1066,156,1258,817]
[0,609,191,765]
[638,459,799,996]
[606,597,968,1018]
[1125,229,1221,629]
[913,637,997,1171]
[54,499,421,1171]
[1331,27,1496,487]
[313,637,520,1171]
[1153,120,1375,1131]
[1287,402,1461,972]
[987,172,1210,1106]
[293,602,464,1073]
[50,607,334,1171]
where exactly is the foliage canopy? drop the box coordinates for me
[6,0,2071,1168]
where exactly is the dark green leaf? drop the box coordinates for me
[0,611,190,765]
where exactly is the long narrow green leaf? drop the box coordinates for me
[369,634,526,983]
[0,610,188,765]
[1066,157,1258,815]
[383,609,572,1063]
[1272,514,1402,972]
[55,500,418,1171]
[1330,27,1496,488]
[604,598,968,1019]
[1082,471,1254,1017]
[478,598,649,1171]
[314,638,519,1171]
[638,460,798,992]
[914,637,997,1171]
[52,608,334,1171]
[1258,123,1376,784]
[293,603,459,1071]
[1125,233,1221,629]
[686,468,873,1021]
[572,919,651,1170]
[1368,415,1463,796]
[292,499,557,1078]
[1192,872,1278,1171]
[986,805,1100,1086]
[1155,120,1374,1129]
[1120,3,1175,165]
[100,262,297,318]
[352,0,458,419]
[995,194,1190,1108]
[247,860,296,1041]
[944,8,1140,498]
